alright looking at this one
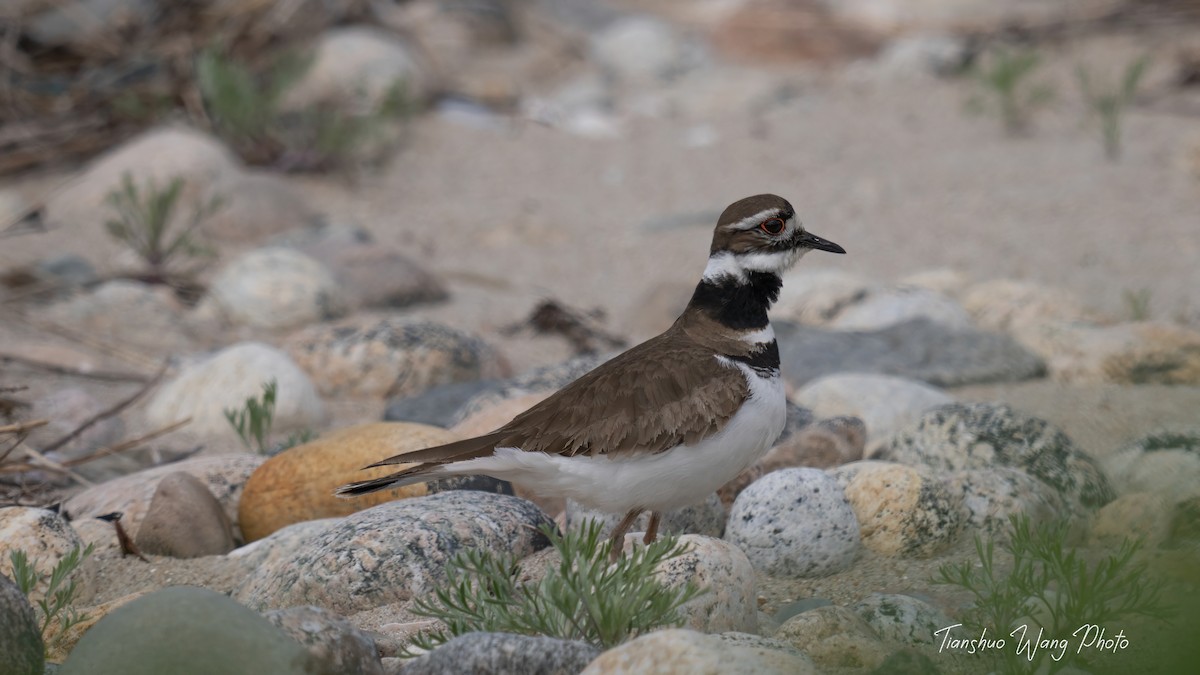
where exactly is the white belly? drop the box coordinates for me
[444,363,787,513]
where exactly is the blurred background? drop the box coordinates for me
[1,0,1199,423]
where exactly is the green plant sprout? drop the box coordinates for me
[1077,55,1149,160]
[196,45,412,171]
[933,516,1173,674]
[1122,288,1152,321]
[967,46,1054,136]
[9,543,95,655]
[224,380,277,454]
[104,173,220,283]
[406,520,705,655]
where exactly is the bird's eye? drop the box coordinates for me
[760,218,785,235]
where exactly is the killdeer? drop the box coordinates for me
[339,194,845,559]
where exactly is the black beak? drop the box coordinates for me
[799,231,846,254]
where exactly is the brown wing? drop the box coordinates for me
[492,326,748,457]
[337,326,749,497]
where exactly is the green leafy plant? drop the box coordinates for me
[1122,287,1152,321]
[8,543,95,654]
[196,46,411,171]
[967,46,1054,135]
[224,380,317,454]
[934,516,1174,674]
[104,173,220,283]
[1077,56,1149,160]
[407,520,705,655]
[224,380,277,454]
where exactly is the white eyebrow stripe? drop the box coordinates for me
[728,208,784,231]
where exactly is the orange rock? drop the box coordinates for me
[238,422,457,541]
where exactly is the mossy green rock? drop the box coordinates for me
[59,586,317,675]
[0,573,43,675]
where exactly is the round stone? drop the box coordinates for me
[203,247,347,330]
[773,605,889,669]
[1103,427,1200,505]
[942,467,1066,537]
[852,593,954,646]
[725,468,860,577]
[831,462,966,557]
[284,318,507,399]
[794,373,954,447]
[875,403,1114,512]
[654,535,757,634]
[235,492,553,613]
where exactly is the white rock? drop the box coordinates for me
[201,171,321,244]
[46,125,240,231]
[653,535,757,634]
[793,373,953,446]
[143,342,326,441]
[282,26,427,112]
[869,35,968,78]
[1103,428,1200,505]
[942,467,1066,538]
[0,508,84,595]
[962,279,1099,333]
[203,248,347,330]
[774,269,874,325]
[579,628,817,675]
[726,468,860,577]
[1011,320,1200,385]
[773,605,888,669]
[831,287,972,331]
[1090,492,1172,548]
[590,16,689,84]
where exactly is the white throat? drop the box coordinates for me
[702,248,808,283]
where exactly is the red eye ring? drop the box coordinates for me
[760,218,785,235]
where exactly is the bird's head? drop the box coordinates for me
[704,194,845,282]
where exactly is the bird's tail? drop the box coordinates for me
[334,464,439,498]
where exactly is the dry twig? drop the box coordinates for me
[41,361,167,454]
[0,351,152,383]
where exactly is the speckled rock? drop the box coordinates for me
[1103,427,1200,504]
[201,170,321,244]
[718,417,865,506]
[654,535,757,634]
[264,605,383,675]
[45,125,240,231]
[1015,321,1200,384]
[284,317,507,399]
[400,632,600,675]
[794,374,953,447]
[0,574,43,675]
[134,472,235,557]
[202,247,347,330]
[227,518,341,569]
[1090,492,1172,548]
[962,279,1100,333]
[143,342,325,441]
[776,319,1045,388]
[830,462,966,557]
[875,403,1114,512]
[282,26,428,111]
[63,455,265,542]
[774,269,874,325]
[773,605,889,669]
[726,468,860,577]
[238,422,511,541]
[35,281,196,354]
[852,593,953,647]
[236,492,553,613]
[579,628,817,675]
[942,467,1067,537]
[290,240,448,310]
[0,508,84,591]
[26,387,124,461]
[830,287,972,331]
[59,587,316,675]
[566,493,728,540]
